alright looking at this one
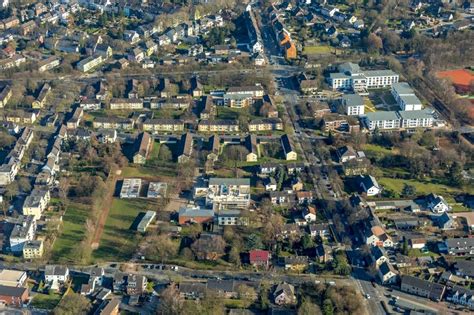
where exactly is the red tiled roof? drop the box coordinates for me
[249,250,269,262]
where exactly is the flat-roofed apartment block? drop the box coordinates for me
[109,98,143,110]
[341,94,364,116]
[22,188,50,220]
[147,182,167,198]
[206,177,251,210]
[364,111,401,130]
[198,120,240,133]
[9,215,36,253]
[23,240,44,259]
[399,109,435,129]
[0,269,27,287]
[391,82,422,111]
[281,134,297,161]
[93,117,134,130]
[0,85,12,107]
[177,132,193,163]
[249,118,283,131]
[136,211,156,232]
[142,119,184,132]
[120,178,142,198]
[329,62,399,92]
[226,85,265,98]
[222,93,254,108]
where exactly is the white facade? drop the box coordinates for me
[329,63,399,91]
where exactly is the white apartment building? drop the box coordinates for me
[329,62,399,91]
[399,109,435,129]
[9,215,36,253]
[364,111,401,130]
[206,178,251,210]
[391,82,423,111]
[341,94,365,116]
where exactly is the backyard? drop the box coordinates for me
[51,203,90,263]
[92,198,157,261]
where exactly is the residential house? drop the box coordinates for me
[454,260,474,279]
[358,175,381,196]
[409,237,426,249]
[378,262,398,284]
[264,177,277,191]
[448,286,474,310]
[37,56,61,72]
[371,246,388,267]
[273,283,296,305]
[283,256,308,271]
[401,275,446,301]
[309,223,330,239]
[426,193,450,213]
[45,265,70,290]
[365,225,393,247]
[226,85,265,98]
[315,244,333,263]
[179,282,206,300]
[296,191,314,205]
[337,145,365,163]
[302,206,317,223]
[445,238,474,256]
[249,250,271,268]
[216,210,248,226]
[435,212,456,230]
[270,190,296,206]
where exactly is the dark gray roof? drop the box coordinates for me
[0,284,27,297]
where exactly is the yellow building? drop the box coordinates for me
[23,240,44,259]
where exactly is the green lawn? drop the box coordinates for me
[51,203,90,263]
[30,292,62,310]
[92,198,155,261]
[363,144,397,158]
[303,45,332,55]
[378,176,473,205]
[217,107,255,120]
[121,164,177,179]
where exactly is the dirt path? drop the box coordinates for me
[91,174,117,250]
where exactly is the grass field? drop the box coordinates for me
[51,203,90,263]
[378,176,473,207]
[364,97,376,113]
[121,164,177,179]
[92,198,155,261]
[303,45,333,55]
[30,292,62,310]
[363,144,397,158]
